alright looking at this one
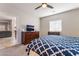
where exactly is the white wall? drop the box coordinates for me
[16,13,40,44]
[0,7,40,44]
[40,8,79,37]
[19,13,40,31]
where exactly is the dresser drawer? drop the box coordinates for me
[22,32,39,45]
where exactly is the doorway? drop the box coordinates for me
[0,17,17,49]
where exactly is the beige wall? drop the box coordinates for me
[40,8,79,37]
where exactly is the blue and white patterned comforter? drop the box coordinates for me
[26,35,79,56]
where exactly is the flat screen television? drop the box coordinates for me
[26,25,34,31]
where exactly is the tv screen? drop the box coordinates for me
[26,25,34,31]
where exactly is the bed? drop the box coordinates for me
[26,35,79,56]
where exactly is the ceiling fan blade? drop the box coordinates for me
[47,4,54,9]
[35,5,42,10]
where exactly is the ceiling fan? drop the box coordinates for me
[35,3,54,10]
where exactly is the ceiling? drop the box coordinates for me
[0,3,79,18]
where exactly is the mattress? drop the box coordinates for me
[26,35,79,56]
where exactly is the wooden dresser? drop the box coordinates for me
[22,32,39,45]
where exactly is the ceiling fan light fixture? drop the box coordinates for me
[42,3,47,8]
[35,3,54,10]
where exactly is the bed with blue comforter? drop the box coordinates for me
[26,35,79,56]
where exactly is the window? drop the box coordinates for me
[49,20,62,32]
